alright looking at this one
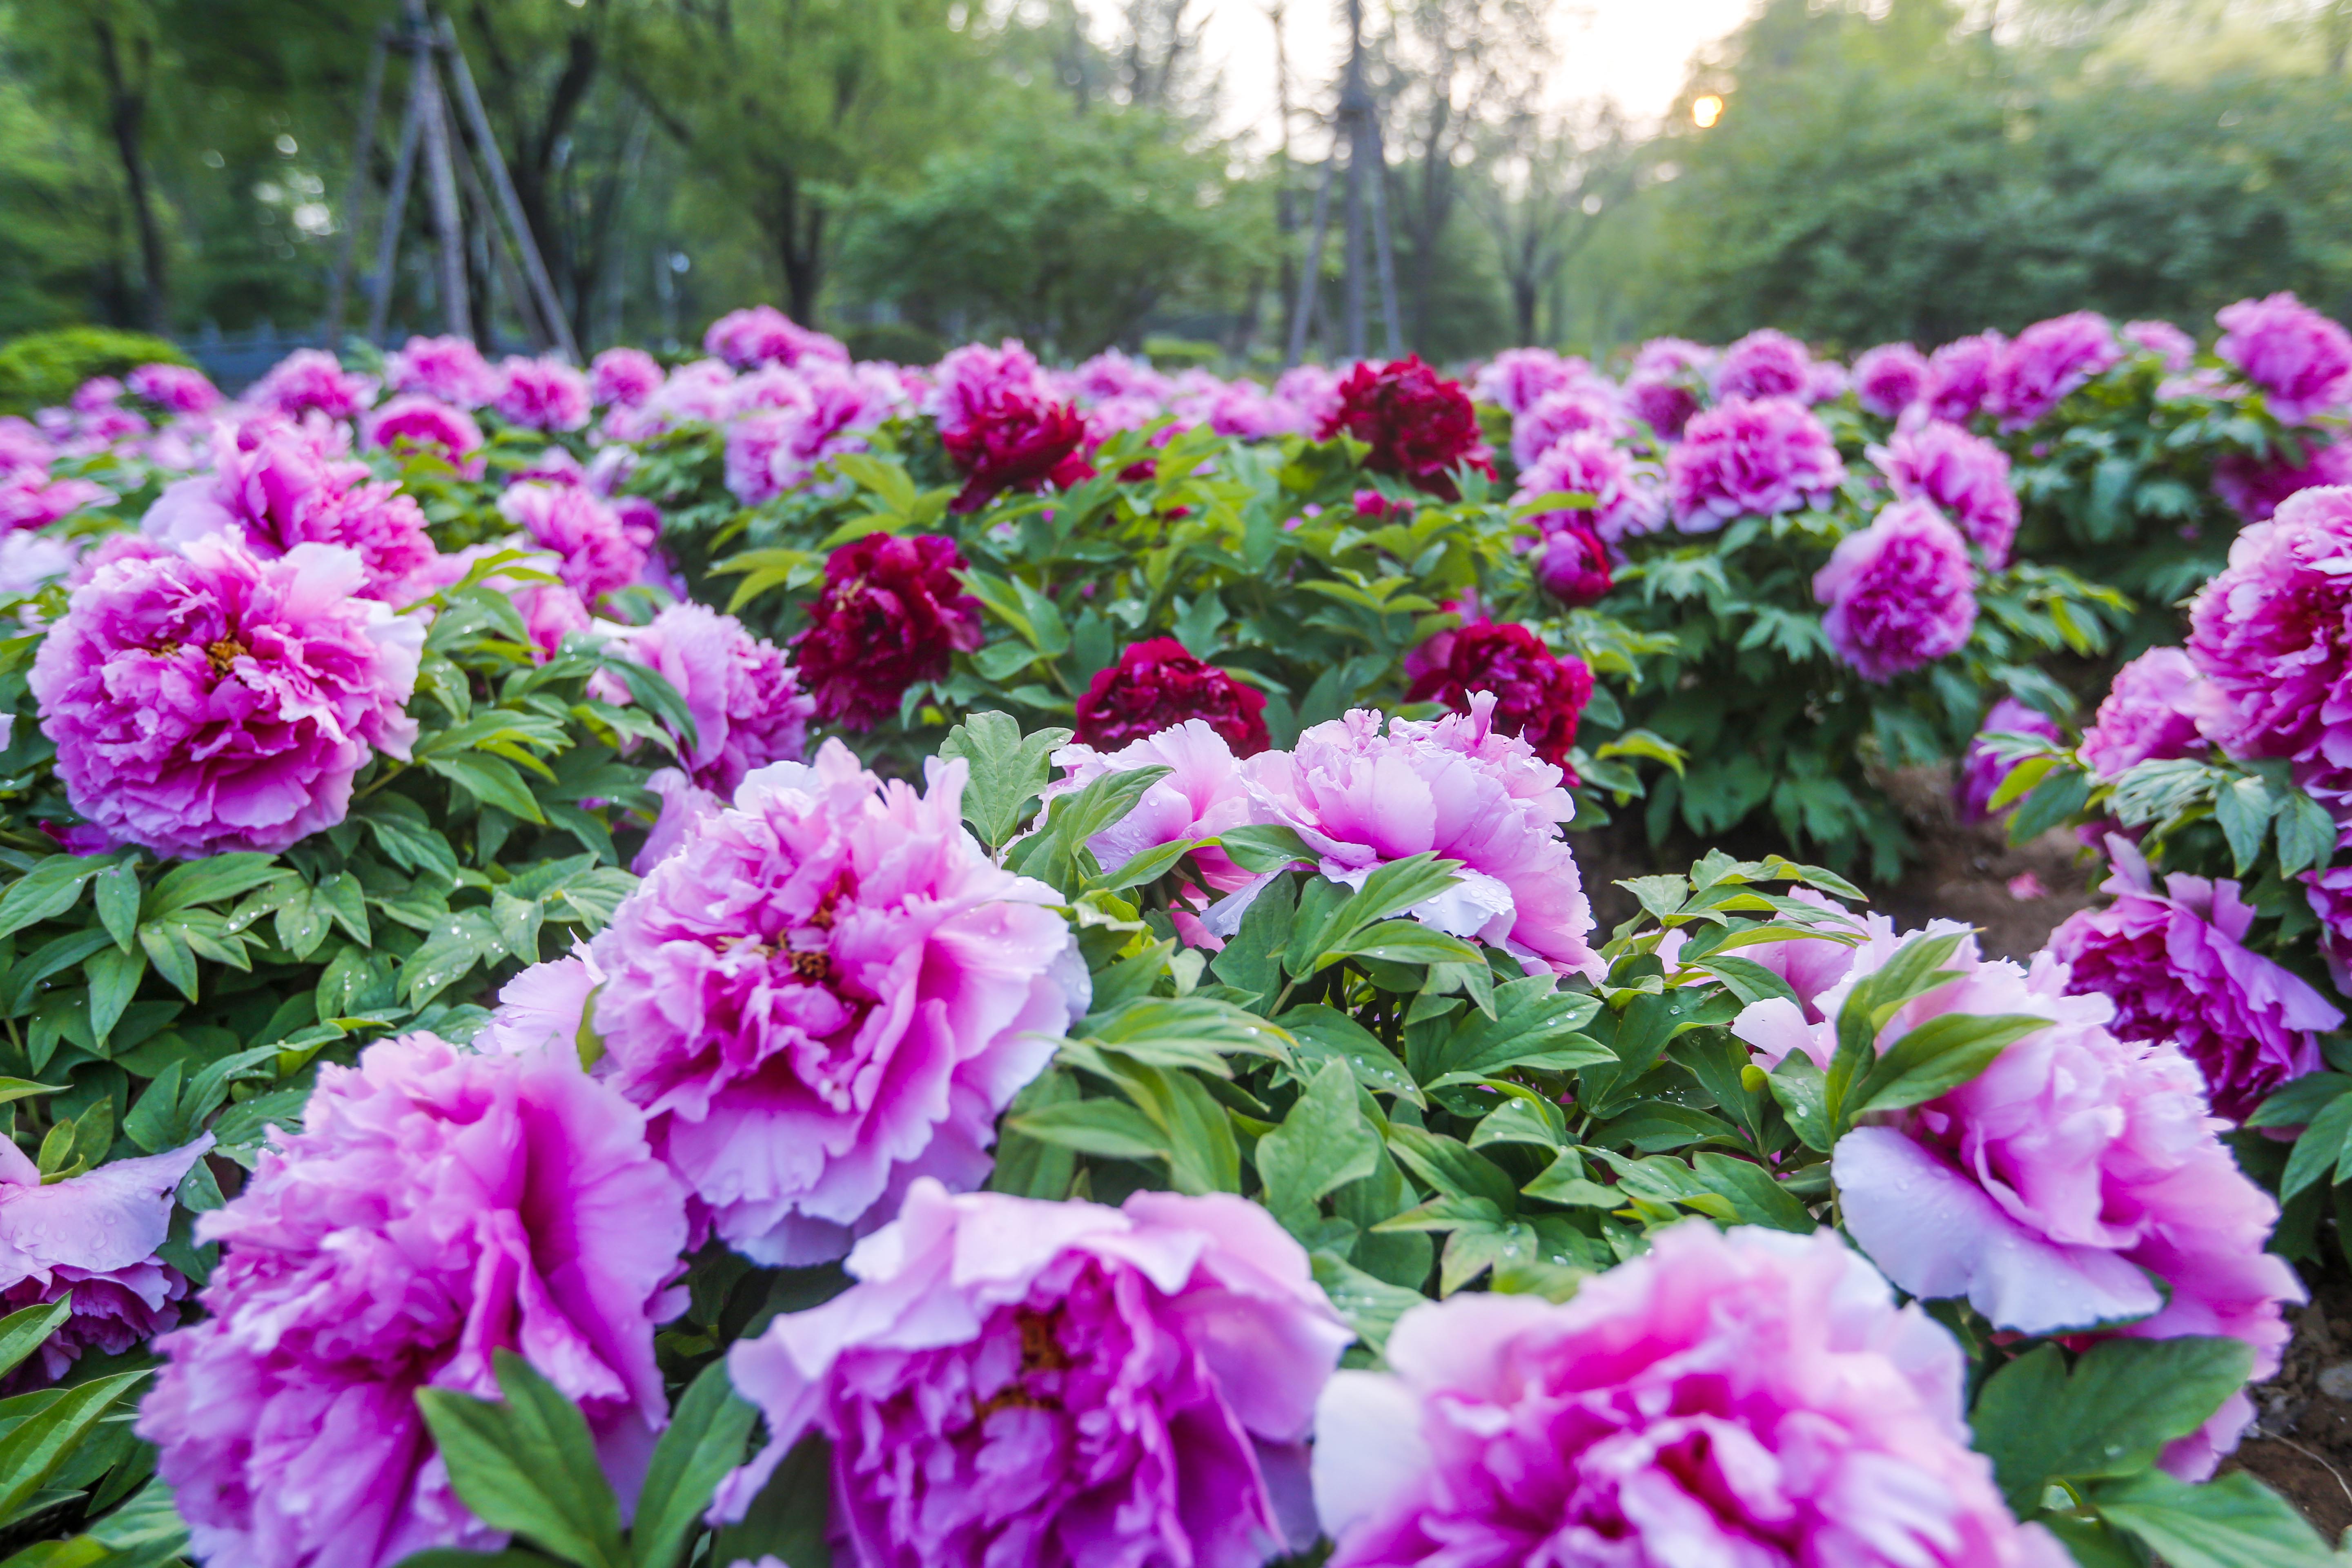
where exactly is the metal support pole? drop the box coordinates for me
[1285,149,1339,367]
[322,31,390,340]
[438,16,579,362]
[365,66,429,345]
[1365,116,1403,359]
[411,23,472,338]
[452,124,550,351]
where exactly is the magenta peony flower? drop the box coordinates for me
[1319,356,1495,501]
[2080,646,2207,777]
[584,741,1085,1262]
[2216,292,2352,423]
[1871,419,2021,567]
[2303,868,2352,995]
[1472,347,1588,416]
[704,305,851,371]
[365,395,484,472]
[2187,486,2352,817]
[1405,620,1594,772]
[250,349,374,421]
[1737,919,2304,1479]
[381,335,498,407]
[2124,318,2196,372]
[145,422,439,601]
[2050,839,2341,1121]
[588,346,663,408]
[725,371,897,505]
[497,481,645,606]
[1852,341,1930,418]
[1622,374,1700,441]
[1924,330,2005,424]
[1511,430,1662,546]
[127,362,221,414]
[1205,380,1308,439]
[2211,438,2352,522]
[1665,396,1846,531]
[1074,637,1269,755]
[31,535,422,858]
[0,1134,211,1385]
[1506,385,1621,470]
[1713,327,1815,403]
[0,472,113,532]
[942,392,1092,513]
[1531,518,1613,606]
[1066,347,1172,404]
[1239,695,1601,977]
[1273,363,1343,432]
[1316,1221,2065,1568]
[609,600,812,794]
[716,1180,1350,1568]
[1989,312,2121,430]
[492,356,592,432]
[140,1033,688,1568]
[1042,720,1264,893]
[792,533,984,730]
[1955,696,2062,823]
[0,416,56,477]
[1814,498,1978,682]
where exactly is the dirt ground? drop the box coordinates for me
[1579,762,2352,1540]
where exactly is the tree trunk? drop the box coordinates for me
[773,174,827,324]
[91,18,167,332]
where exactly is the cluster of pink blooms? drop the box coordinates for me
[1666,396,1847,529]
[1813,499,1980,682]
[1736,913,2305,1479]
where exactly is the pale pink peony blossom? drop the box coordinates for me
[2079,646,2207,777]
[1511,431,1664,545]
[250,349,375,421]
[1924,330,2006,424]
[497,481,646,605]
[1507,385,1622,470]
[381,335,499,407]
[1316,1221,2067,1568]
[704,305,850,371]
[492,356,592,432]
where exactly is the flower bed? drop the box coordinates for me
[0,302,2345,1565]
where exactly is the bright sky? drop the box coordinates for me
[1198,0,1758,148]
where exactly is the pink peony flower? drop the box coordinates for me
[1507,385,1621,470]
[146,423,439,601]
[1074,637,1269,755]
[1631,336,1713,379]
[2124,318,2197,372]
[0,472,113,532]
[1665,396,1846,531]
[1511,431,1662,546]
[492,356,592,432]
[584,742,1086,1262]
[1042,719,1264,892]
[608,601,812,795]
[1814,498,1978,682]
[1713,327,1815,403]
[365,395,484,472]
[2080,646,2207,777]
[704,305,851,371]
[1989,312,2121,430]
[589,347,664,408]
[497,481,645,605]
[2211,438,2352,522]
[1924,330,2006,424]
[2051,839,2341,1121]
[250,348,374,421]
[1273,363,1343,432]
[2215,291,2352,424]
[1205,380,1308,439]
[724,371,897,505]
[381,335,499,407]
[0,1134,212,1385]
[1955,696,2062,823]
[792,533,984,730]
[1316,1221,2066,1568]
[1472,347,1590,416]
[140,1033,688,1568]
[127,362,221,414]
[1240,695,1600,977]
[932,340,1047,437]
[1621,374,1700,441]
[1871,419,2022,567]
[0,530,82,596]
[1066,347,1172,404]
[30,535,423,858]
[1737,920,2304,1478]
[1734,885,1866,1022]
[1852,341,1930,418]
[2187,486,2352,817]
[716,1180,1350,1568]
[0,416,56,477]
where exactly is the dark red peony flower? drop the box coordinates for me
[1074,637,1270,755]
[1405,620,1594,773]
[941,393,1094,513]
[792,534,984,729]
[1532,519,1613,606]
[1318,356,1496,500]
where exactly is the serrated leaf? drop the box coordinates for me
[937,712,1073,850]
[1257,1058,1381,1234]
[2090,1468,2334,1568]
[1973,1338,2254,1518]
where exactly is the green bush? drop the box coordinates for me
[843,321,946,365]
[0,326,189,416]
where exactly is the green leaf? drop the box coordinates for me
[1387,1126,1517,1212]
[1972,1338,2255,1517]
[2248,1072,2352,1130]
[91,864,139,951]
[0,1371,146,1526]
[0,858,102,940]
[2214,774,2278,874]
[937,712,1073,850]
[1208,873,1296,1005]
[84,945,144,1046]
[2276,791,2337,878]
[1309,1251,1424,1354]
[1766,1055,1832,1152]
[630,1359,757,1568]
[1119,1064,1241,1195]
[709,1434,831,1568]
[143,853,282,919]
[601,657,700,757]
[1216,824,1314,874]
[2278,1089,2352,1201]
[1845,1012,2045,1117]
[2090,1469,2336,1568]
[1007,1097,1168,1162]
[1421,977,1610,1088]
[0,1297,72,1385]
[1317,920,1483,971]
[1257,1058,1381,1234]
[2008,768,2091,843]
[416,1351,629,1568]
[427,755,549,824]
[1689,1152,1815,1231]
